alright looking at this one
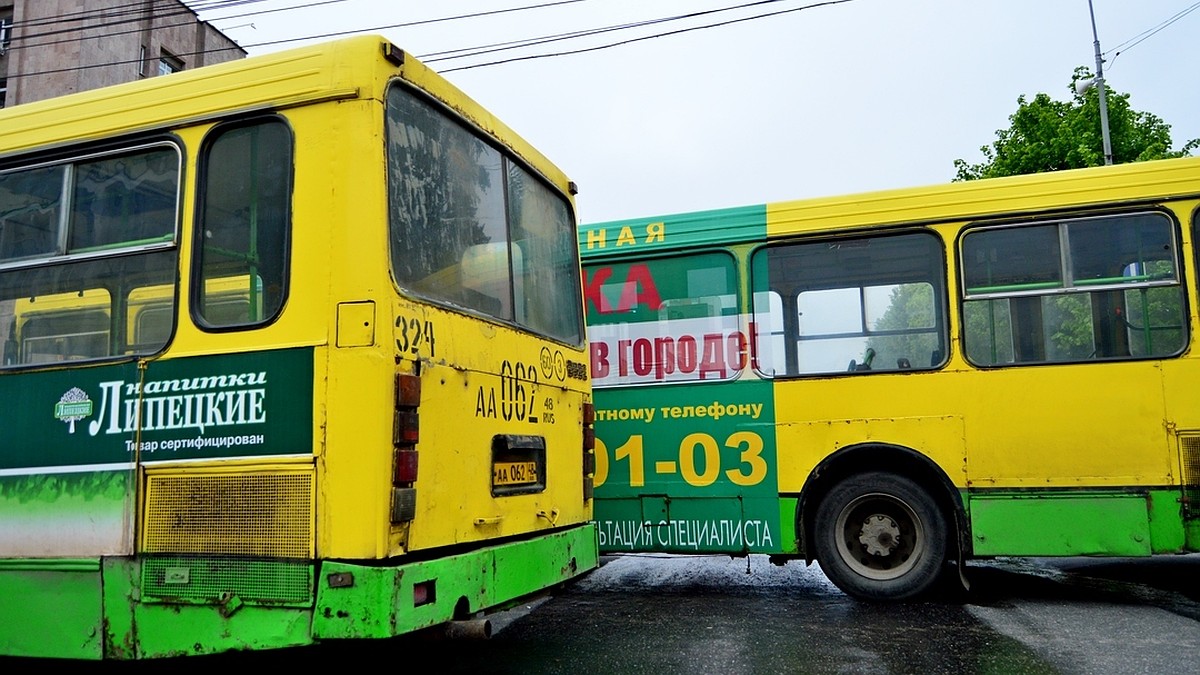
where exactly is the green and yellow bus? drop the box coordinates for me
[580,156,1200,600]
[0,35,596,659]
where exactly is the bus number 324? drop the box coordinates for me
[594,432,768,488]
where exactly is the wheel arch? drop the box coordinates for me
[795,442,969,564]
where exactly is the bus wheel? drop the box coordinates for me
[813,472,947,601]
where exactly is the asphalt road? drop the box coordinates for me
[244,553,1200,674]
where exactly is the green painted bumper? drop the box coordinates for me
[314,524,599,639]
[0,523,598,660]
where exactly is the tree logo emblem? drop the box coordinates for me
[54,387,94,434]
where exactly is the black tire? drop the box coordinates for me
[813,471,948,601]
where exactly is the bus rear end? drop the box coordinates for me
[0,36,596,660]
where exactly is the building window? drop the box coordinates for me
[158,49,184,76]
[0,79,6,108]
[1,13,13,54]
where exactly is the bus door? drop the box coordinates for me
[959,211,1186,556]
[1159,203,1200,546]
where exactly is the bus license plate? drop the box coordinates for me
[493,461,539,487]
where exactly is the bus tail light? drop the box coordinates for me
[582,401,595,502]
[394,449,418,483]
[394,410,419,444]
[391,373,421,523]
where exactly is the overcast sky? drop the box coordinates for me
[193,0,1200,224]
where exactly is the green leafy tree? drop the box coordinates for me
[951,71,1194,364]
[954,67,1198,181]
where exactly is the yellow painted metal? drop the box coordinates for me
[336,302,376,348]
[385,299,591,555]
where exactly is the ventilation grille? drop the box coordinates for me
[1179,434,1200,519]
[144,470,314,558]
[142,556,313,606]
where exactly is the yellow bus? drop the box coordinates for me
[0,35,597,659]
[579,156,1200,600]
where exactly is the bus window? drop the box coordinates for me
[585,251,739,386]
[18,304,110,364]
[0,145,181,367]
[962,212,1185,365]
[387,87,509,318]
[1122,260,1185,356]
[0,164,65,262]
[387,86,582,345]
[195,119,291,328]
[70,152,177,252]
[507,161,583,344]
[751,232,946,376]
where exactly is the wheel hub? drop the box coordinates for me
[858,514,901,556]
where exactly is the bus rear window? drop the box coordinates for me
[194,119,291,329]
[386,86,582,345]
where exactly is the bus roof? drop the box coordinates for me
[0,35,571,196]
[578,155,1200,258]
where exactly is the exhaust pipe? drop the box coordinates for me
[443,618,492,640]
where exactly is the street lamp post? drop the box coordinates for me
[1088,0,1114,165]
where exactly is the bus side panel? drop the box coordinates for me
[593,378,781,554]
[963,364,1171,490]
[772,377,969,494]
[969,492,1153,556]
[962,363,1178,555]
[0,560,104,659]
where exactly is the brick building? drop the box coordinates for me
[1,0,244,107]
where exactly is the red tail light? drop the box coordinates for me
[394,410,419,445]
[392,373,421,523]
[396,372,421,407]
[394,449,419,483]
[582,401,595,503]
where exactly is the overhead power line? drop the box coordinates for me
[7,0,272,33]
[230,0,589,52]
[0,0,588,80]
[432,0,855,72]
[1,0,292,52]
[5,0,854,82]
[1103,0,1200,68]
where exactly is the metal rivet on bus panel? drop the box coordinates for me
[328,572,355,588]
